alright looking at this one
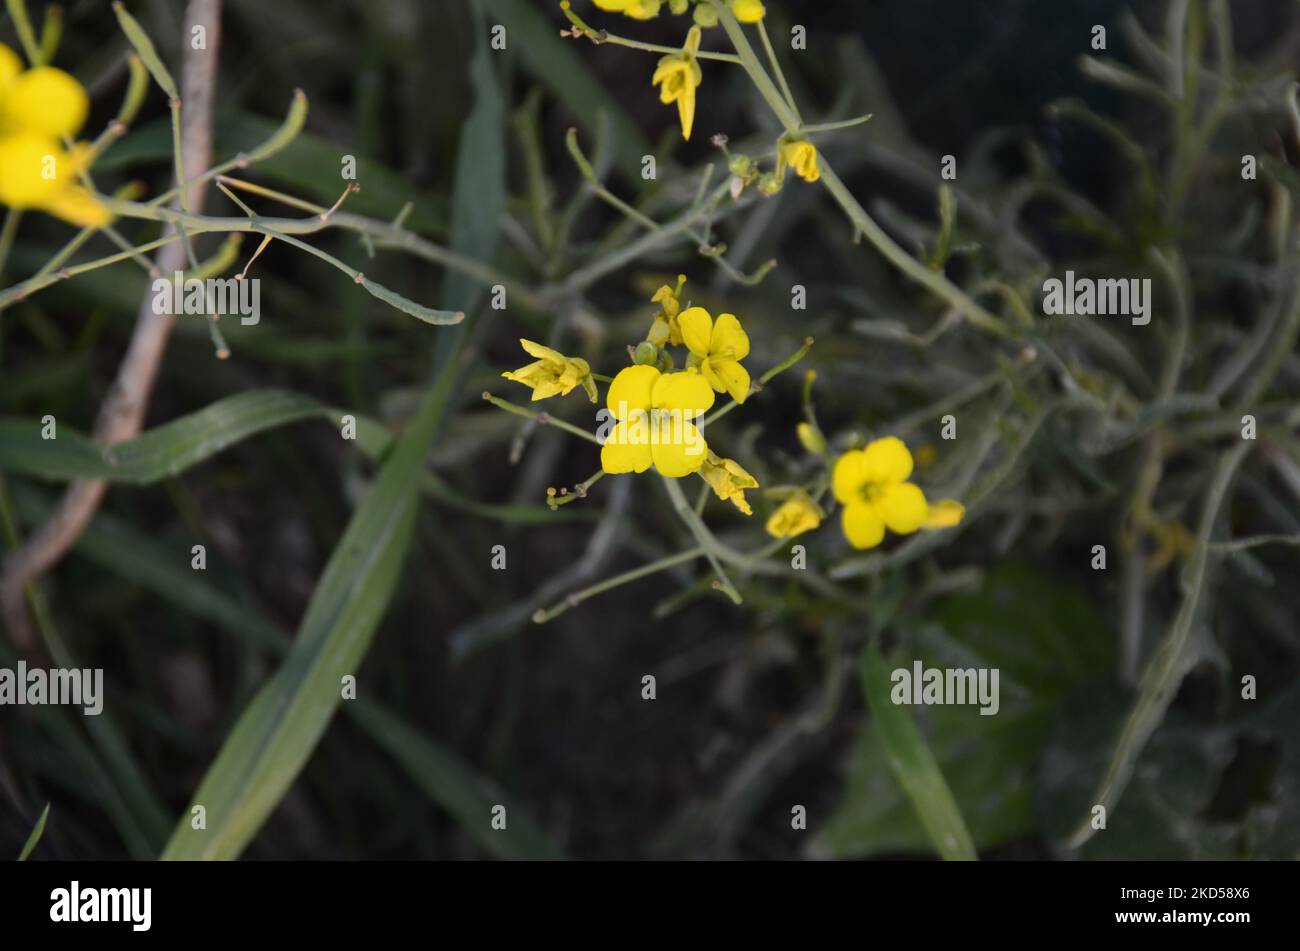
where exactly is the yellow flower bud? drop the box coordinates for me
[796,421,826,455]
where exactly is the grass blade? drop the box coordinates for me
[0,389,391,484]
[17,803,50,860]
[860,641,978,860]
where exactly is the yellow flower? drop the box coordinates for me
[766,491,823,539]
[0,45,107,227]
[699,451,758,514]
[832,437,930,550]
[647,278,685,346]
[730,0,766,22]
[652,26,703,141]
[593,0,662,18]
[501,339,597,402]
[600,364,714,477]
[0,133,108,227]
[779,138,820,183]
[679,305,751,403]
[2,65,89,137]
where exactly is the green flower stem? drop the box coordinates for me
[711,2,1012,339]
[558,1,741,63]
[5,0,43,66]
[0,234,182,312]
[756,18,801,124]
[532,545,706,623]
[701,335,813,427]
[482,392,602,446]
[0,210,20,279]
[661,474,742,605]
[549,469,606,508]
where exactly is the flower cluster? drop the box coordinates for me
[593,0,765,26]
[0,44,108,227]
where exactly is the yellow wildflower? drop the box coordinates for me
[779,137,820,183]
[593,0,662,18]
[766,491,823,539]
[679,305,751,403]
[501,339,597,402]
[699,451,758,514]
[832,437,931,550]
[600,364,714,478]
[0,44,108,227]
[652,26,703,141]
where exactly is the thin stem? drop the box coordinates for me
[549,469,606,508]
[482,392,601,446]
[0,210,20,278]
[757,18,801,124]
[712,2,1011,339]
[702,335,814,427]
[558,1,741,63]
[661,475,742,604]
[533,546,706,623]
[800,114,874,135]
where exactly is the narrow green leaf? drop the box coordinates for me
[17,803,50,860]
[111,1,178,100]
[159,20,506,860]
[350,702,565,860]
[860,642,978,860]
[0,389,392,484]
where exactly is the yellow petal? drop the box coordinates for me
[710,358,751,404]
[518,338,565,365]
[831,449,870,504]
[0,131,66,207]
[593,0,632,11]
[924,499,965,529]
[678,305,713,357]
[650,421,707,477]
[41,184,111,228]
[876,481,928,535]
[5,67,89,138]
[0,44,21,92]
[606,364,660,418]
[842,502,885,550]
[765,496,821,538]
[652,367,714,415]
[710,312,750,360]
[677,80,696,140]
[862,435,913,483]
[601,419,653,474]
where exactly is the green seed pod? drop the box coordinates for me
[634,340,659,365]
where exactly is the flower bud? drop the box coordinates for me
[634,340,659,365]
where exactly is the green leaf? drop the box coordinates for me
[856,641,978,860]
[349,702,565,860]
[159,375,451,860]
[820,565,1114,858]
[17,803,50,861]
[0,389,391,484]
[159,19,506,860]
